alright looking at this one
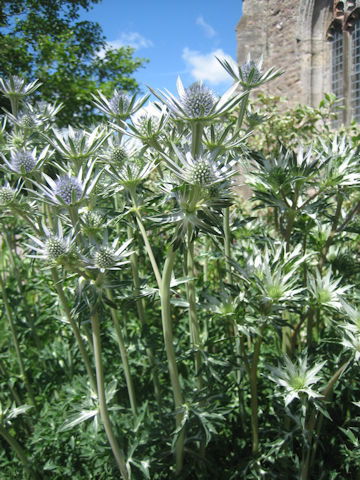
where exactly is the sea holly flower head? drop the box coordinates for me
[88,236,133,272]
[161,143,239,188]
[80,209,104,234]
[1,146,50,176]
[217,54,282,90]
[101,135,141,167]
[0,75,41,101]
[92,89,150,121]
[106,157,157,195]
[149,74,244,123]
[47,125,108,167]
[125,102,170,146]
[55,175,83,204]
[26,222,78,267]
[308,269,352,310]
[269,355,325,406]
[35,159,101,207]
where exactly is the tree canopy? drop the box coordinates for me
[0,0,148,125]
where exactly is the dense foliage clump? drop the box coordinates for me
[1,59,360,480]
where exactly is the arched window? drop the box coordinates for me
[328,3,360,124]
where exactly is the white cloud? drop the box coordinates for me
[107,32,153,51]
[182,48,236,86]
[196,16,216,38]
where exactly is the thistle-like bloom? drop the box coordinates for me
[308,269,352,310]
[149,76,244,123]
[0,76,41,101]
[92,89,150,120]
[161,144,239,187]
[106,157,157,195]
[46,125,108,167]
[122,102,170,147]
[100,135,141,167]
[217,54,282,90]
[36,160,101,206]
[269,355,325,406]
[340,302,360,361]
[80,209,104,234]
[88,237,133,272]
[26,222,78,266]
[1,146,50,176]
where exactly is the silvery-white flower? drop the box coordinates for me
[161,144,238,187]
[87,236,133,272]
[149,76,244,123]
[47,125,108,167]
[1,146,50,175]
[217,54,282,90]
[269,355,325,406]
[35,160,101,206]
[0,76,41,100]
[92,89,149,120]
[26,221,78,266]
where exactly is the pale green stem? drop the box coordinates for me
[191,122,204,158]
[186,226,202,391]
[106,289,137,417]
[0,273,37,410]
[236,91,250,130]
[160,246,185,474]
[126,224,162,409]
[51,268,97,394]
[249,323,266,458]
[0,424,40,480]
[91,311,129,479]
[224,207,232,284]
[130,192,162,289]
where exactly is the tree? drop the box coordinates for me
[0,0,148,125]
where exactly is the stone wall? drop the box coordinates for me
[236,0,333,106]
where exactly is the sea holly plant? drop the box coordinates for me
[1,61,360,480]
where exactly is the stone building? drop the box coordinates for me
[236,0,360,124]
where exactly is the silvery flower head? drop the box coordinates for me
[55,175,83,204]
[161,143,239,188]
[217,55,282,90]
[268,354,325,406]
[26,221,78,266]
[92,89,150,120]
[2,146,50,176]
[88,236,133,273]
[149,76,244,123]
[101,135,140,166]
[47,125,108,167]
[36,159,101,207]
[128,102,170,143]
[239,58,262,87]
[0,75,41,100]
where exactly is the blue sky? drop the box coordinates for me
[80,0,243,97]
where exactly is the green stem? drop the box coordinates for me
[224,207,232,284]
[106,289,137,417]
[191,122,204,158]
[160,245,185,474]
[0,424,40,480]
[91,311,129,479]
[51,268,97,393]
[301,358,351,480]
[186,226,202,391]
[130,193,162,289]
[126,224,162,409]
[319,193,344,271]
[0,273,37,410]
[236,92,250,130]
[249,323,266,457]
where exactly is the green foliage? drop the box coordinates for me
[2,69,360,480]
[0,0,148,125]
